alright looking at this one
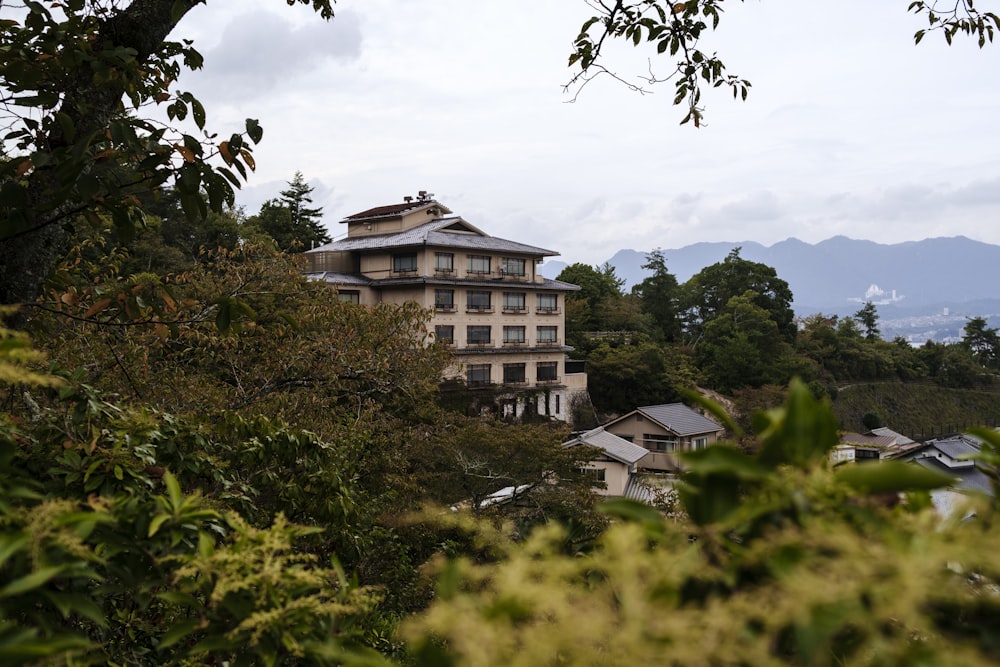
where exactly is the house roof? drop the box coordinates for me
[622,403,724,437]
[305,270,579,292]
[341,199,453,222]
[564,427,649,465]
[839,433,898,448]
[913,457,992,494]
[867,427,915,446]
[309,217,559,258]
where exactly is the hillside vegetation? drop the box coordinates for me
[833,382,1000,438]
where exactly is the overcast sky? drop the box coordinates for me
[175,0,1000,266]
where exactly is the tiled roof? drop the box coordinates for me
[564,427,649,465]
[308,217,558,258]
[840,433,897,448]
[914,457,990,494]
[342,200,452,222]
[303,272,372,286]
[868,427,915,446]
[635,403,724,436]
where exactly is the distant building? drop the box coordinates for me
[302,193,587,422]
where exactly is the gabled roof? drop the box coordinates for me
[307,217,559,258]
[342,200,453,222]
[867,427,915,446]
[608,403,724,437]
[839,433,897,448]
[564,427,649,465]
[913,457,990,494]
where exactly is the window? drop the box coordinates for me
[578,466,605,482]
[503,292,526,312]
[435,325,454,344]
[434,289,455,310]
[555,394,561,414]
[503,326,525,345]
[643,434,678,453]
[536,361,558,382]
[501,257,526,276]
[393,253,417,273]
[466,364,491,386]
[503,363,526,384]
[693,437,708,450]
[466,325,491,346]
[466,290,492,311]
[537,293,558,312]
[536,326,558,345]
[337,290,360,304]
[468,255,491,274]
[435,252,454,273]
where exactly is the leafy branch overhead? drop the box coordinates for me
[568,0,997,126]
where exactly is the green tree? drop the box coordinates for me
[680,247,796,346]
[584,340,692,415]
[251,171,332,252]
[854,301,881,341]
[0,0,335,311]
[632,248,681,342]
[556,262,626,332]
[962,316,1000,370]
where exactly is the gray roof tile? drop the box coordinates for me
[308,217,558,257]
[633,403,724,436]
[564,427,649,465]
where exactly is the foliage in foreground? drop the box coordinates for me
[404,381,1000,666]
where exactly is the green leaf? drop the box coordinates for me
[148,513,170,537]
[158,619,201,650]
[0,566,65,598]
[835,461,957,495]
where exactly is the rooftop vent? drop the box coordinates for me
[403,196,413,203]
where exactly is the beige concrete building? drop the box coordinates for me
[302,193,587,422]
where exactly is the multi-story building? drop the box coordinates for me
[302,192,587,422]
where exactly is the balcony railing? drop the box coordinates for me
[465,305,494,313]
[535,307,560,315]
[502,306,527,314]
[535,339,561,348]
[434,304,456,312]
[465,339,494,348]
[503,340,526,347]
[434,268,455,276]
[535,376,561,385]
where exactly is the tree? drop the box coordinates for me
[679,247,796,346]
[251,171,332,252]
[568,1,998,126]
[556,262,626,332]
[633,249,681,342]
[962,316,1000,370]
[854,301,881,341]
[0,0,336,311]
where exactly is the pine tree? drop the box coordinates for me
[252,172,332,252]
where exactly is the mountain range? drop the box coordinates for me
[540,236,1000,342]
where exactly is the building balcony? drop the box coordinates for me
[434,305,457,313]
[434,268,455,277]
[503,341,527,347]
[535,376,561,385]
[503,378,529,386]
[465,306,494,314]
[535,307,560,315]
[535,340,561,348]
[502,307,527,314]
[465,340,494,349]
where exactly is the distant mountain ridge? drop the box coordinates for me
[541,236,999,316]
